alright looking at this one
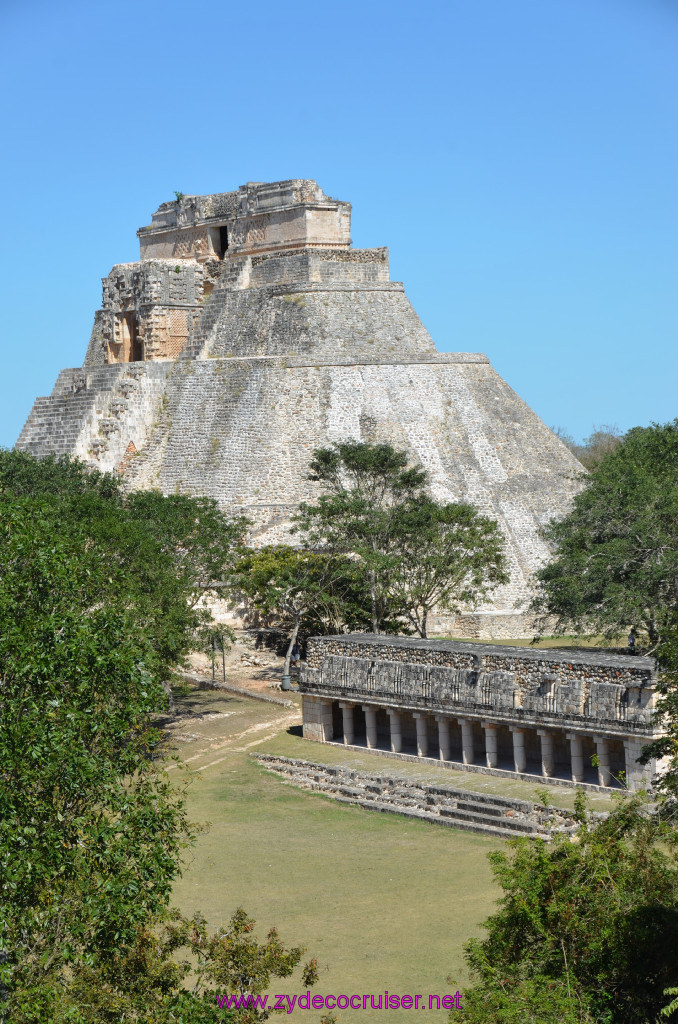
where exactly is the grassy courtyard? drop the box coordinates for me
[167,685,506,1023]
[168,680,619,1021]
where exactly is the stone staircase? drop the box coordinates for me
[17,361,175,477]
[183,256,251,358]
[254,754,581,840]
[85,367,147,465]
[16,367,124,457]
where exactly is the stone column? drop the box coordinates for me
[623,737,647,792]
[339,702,354,746]
[301,696,318,742]
[303,696,335,745]
[537,729,555,777]
[435,715,451,761]
[387,709,402,753]
[362,705,378,749]
[458,718,474,765]
[594,735,611,787]
[510,727,526,773]
[317,698,334,743]
[482,721,498,769]
[566,733,585,783]
[413,713,429,758]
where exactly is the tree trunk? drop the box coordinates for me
[284,614,301,677]
[370,570,379,634]
[161,678,175,712]
[421,608,428,640]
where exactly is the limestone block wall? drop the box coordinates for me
[200,284,438,362]
[228,201,349,254]
[142,306,200,361]
[100,261,204,310]
[137,180,351,262]
[137,193,235,261]
[300,694,334,742]
[16,362,172,471]
[247,249,390,288]
[57,347,579,628]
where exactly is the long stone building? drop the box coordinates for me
[300,635,663,791]
[17,179,584,636]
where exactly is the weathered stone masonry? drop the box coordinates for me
[255,754,586,839]
[300,635,664,791]
[17,178,585,636]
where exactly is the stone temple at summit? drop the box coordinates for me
[17,179,584,636]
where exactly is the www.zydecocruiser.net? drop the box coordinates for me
[215,990,463,1012]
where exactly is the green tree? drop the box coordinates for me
[0,449,122,501]
[533,421,678,647]
[640,625,678,800]
[389,499,508,638]
[455,794,678,1024]
[0,451,247,665]
[0,498,196,1016]
[552,424,623,471]
[454,977,597,1024]
[10,907,322,1023]
[126,490,249,609]
[0,452,285,1021]
[294,441,428,633]
[294,441,507,636]
[232,546,358,675]
[192,906,319,1003]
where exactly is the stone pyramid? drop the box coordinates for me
[17,179,583,637]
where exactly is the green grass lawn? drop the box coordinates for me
[168,686,505,1023]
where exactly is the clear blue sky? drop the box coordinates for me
[1,0,676,449]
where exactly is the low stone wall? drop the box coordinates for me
[254,753,590,840]
[179,672,295,708]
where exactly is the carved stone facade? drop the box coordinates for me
[137,180,351,262]
[17,179,585,636]
[300,635,665,792]
[85,261,205,365]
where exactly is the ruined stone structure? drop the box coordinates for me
[255,754,585,839]
[300,635,664,791]
[17,179,584,636]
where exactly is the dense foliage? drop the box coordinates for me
[232,545,364,673]
[0,452,318,1022]
[640,624,678,800]
[11,907,321,1024]
[456,794,678,1024]
[125,490,249,609]
[534,421,678,646]
[387,498,508,637]
[0,497,197,1017]
[294,440,507,636]
[293,440,427,633]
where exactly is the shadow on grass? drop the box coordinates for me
[155,689,248,730]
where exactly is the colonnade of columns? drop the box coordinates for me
[333,700,624,787]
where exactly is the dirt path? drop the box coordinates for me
[166,708,301,773]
